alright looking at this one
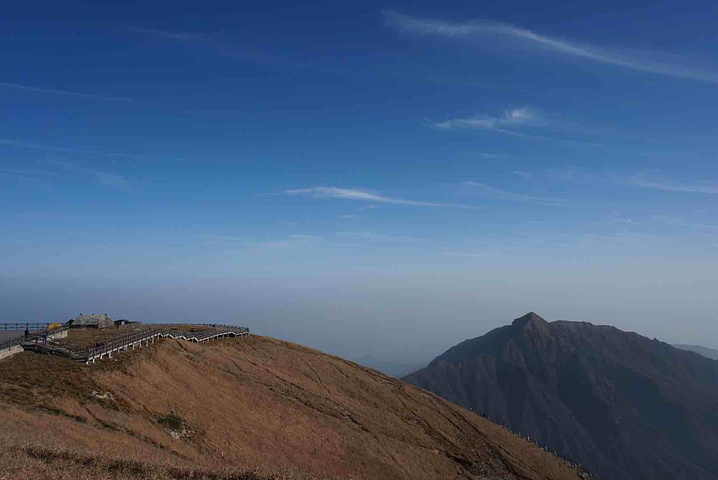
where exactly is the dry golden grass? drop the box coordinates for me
[0,443,335,480]
[0,334,587,479]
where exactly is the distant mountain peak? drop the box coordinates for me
[512,312,548,329]
[405,314,718,480]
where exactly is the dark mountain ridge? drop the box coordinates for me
[405,312,718,480]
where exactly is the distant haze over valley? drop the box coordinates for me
[2,273,717,364]
[353,355,428,378]
[673,344,718,360]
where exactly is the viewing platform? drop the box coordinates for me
[1,323,249,363]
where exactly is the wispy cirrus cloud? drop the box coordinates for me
[201,233,321,250]
[129,26,352,79]
[431,108,604,146]
[0,138,142,159]
[513,170,534,180]
[434,107,539,131]
[462,181,572,206]
[627,176,718,194]
[607,212,636,225]
[544,167,718,195]
[283,186,471,208]
[255,236,319,249]
[126,26,202,41]
[1,160,129,191]
[0,81,150,103]
[652,215,718,233]
[50,160,130,191]
[0,166,58,180]
[334,231,421,243]
[384,10,718,84]
[442,251,487,258]
[0,166,58,189]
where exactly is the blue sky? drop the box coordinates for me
[2,1,718,361]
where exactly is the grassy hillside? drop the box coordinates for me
[0,332,588,479]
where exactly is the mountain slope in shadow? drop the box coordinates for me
[404,312,718,480]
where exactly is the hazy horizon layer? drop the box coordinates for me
[2,261,716,363]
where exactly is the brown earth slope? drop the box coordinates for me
[0,334,589,479]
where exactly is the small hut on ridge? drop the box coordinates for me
[68,313,115,329]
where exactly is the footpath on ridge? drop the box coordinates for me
[0,323,249,364]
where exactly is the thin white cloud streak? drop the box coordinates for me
[126,26,202,41]
[628,177,718,194]
[283,186,473,208]
[546,167,718,196]
[513,171,534,180]
[334,231,421,243]
[129,26,353,79]
[384,11,718,84]
[201,234,248,244]
[0,167,59,180]
[0,167,55,189]
[544,166,599,184]
[50,160,130,191]
[201,233,320,250]
[1,161,129,191]
[463,181,573,206]
[254,237,317,249]
[432,110,605,147]
[652,215,718,233]
[288,234,320,240]
[443,251,487,258]
[607,213,636,225]
[434,107,539,130]
[0,81,148,103]
[439,120,561,143]
[0,138,147,159]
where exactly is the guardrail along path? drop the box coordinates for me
[17,324,248,364]
[1,324,70,355]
